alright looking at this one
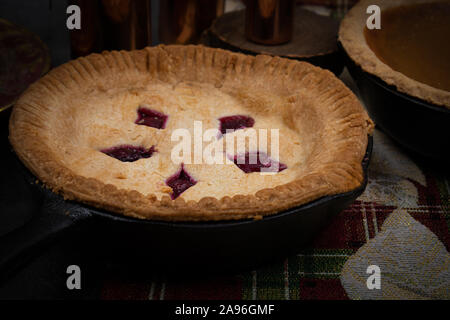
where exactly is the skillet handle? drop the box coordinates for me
[0,194,92,284]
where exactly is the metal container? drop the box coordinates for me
[70,0,225,55]
[245,0,295,45]
[159,0,225,44]
[70,0,152,57]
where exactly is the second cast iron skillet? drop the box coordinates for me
[339,43,450,161]
[0,137,372,281]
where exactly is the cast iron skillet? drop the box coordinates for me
[339,43,450,161]
[0,138,372,281]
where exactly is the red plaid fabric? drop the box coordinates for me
[100,165,449,300]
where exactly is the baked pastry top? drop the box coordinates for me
[339,0,450,108]
[9,45,373,221]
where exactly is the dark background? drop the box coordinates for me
[0,0,163,66]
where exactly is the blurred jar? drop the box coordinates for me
[159,0,225,44]
[245,0,295,45]
[70,0,151,57]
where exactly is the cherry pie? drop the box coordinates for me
[9,45,373,221]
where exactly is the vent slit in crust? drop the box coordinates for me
[232,152,287,173]
[219,115,255,135]
[135,106,168,129]
[166,164,197,200]
[101,145,156,162]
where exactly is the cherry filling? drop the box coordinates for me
[232,152,287,173]
[101,145,156,162]
[219,115,255,135]
[166,165,197,199]
[135,107,168,129]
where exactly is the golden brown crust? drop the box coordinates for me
[339,0,450,108]
[9,45,373,221]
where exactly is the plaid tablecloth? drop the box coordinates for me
[100,182,449,300]
[99,70,450,300]
[100,158,449,300]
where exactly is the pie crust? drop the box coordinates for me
[339,0,450,109]
[9,45,373,221]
